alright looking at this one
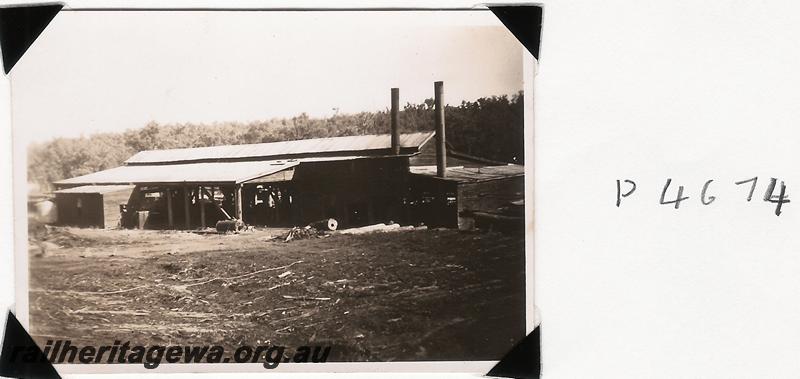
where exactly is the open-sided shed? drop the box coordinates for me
[408,165,525,229]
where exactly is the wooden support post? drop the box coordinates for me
[234,184,243,222]
[166,187,174,228]
[434,81,447,178]
[183,186,191,229]
[199,185,206,228]
[391,88,400,155]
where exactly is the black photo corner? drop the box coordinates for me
[489,5,542,59]
[485,5,541,379]
[0,4,63,74]
[0,311,61,379]
[0,3,540,379]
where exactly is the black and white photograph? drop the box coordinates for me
[10,0,800,378]
[10,6,534,372]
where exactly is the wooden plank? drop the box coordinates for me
[211,198,233,220]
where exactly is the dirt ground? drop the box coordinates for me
[27,225,526,362]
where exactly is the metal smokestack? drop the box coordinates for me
[434,81,446,178]
[390,88,400,155]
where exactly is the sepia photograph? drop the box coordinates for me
[12,8,532,371]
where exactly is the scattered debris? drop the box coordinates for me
[282,295,332,301]
[268,283,290,291]
[71,309,150,316]
[282,226,316,242]
[183,260,303,288]
[30,285,148,296]
[28,226,524,362]
[279,219,340,242]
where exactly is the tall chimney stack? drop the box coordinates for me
[390,88,400,155]
[434,81,446,178]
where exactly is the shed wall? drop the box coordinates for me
[55,193,104,228]
[290,158,409,227]
[457,176,525,213]
[456,176,525,229]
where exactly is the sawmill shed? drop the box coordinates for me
[51,82,526,231]
[54,132,433,229]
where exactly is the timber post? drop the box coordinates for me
[234,184,243,222]
[434,81,447,178]
[166,187,174,228]
[391,87,400,155]
[183,185,191,229]
[199,185,206,228]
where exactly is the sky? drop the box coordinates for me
[10,10,523,143]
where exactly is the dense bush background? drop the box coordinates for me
[28,92,524,191]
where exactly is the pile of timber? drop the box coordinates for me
[278,219,428,241]
[281,218,338,242]
[283,226,316,242]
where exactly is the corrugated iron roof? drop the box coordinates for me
[410,164,525,183]
[55,160,300,186]
[126,131,434,164]
[54,185,136,194]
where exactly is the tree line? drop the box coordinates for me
[28,92,524,191]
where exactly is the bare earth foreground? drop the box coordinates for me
[28,226,525,362]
